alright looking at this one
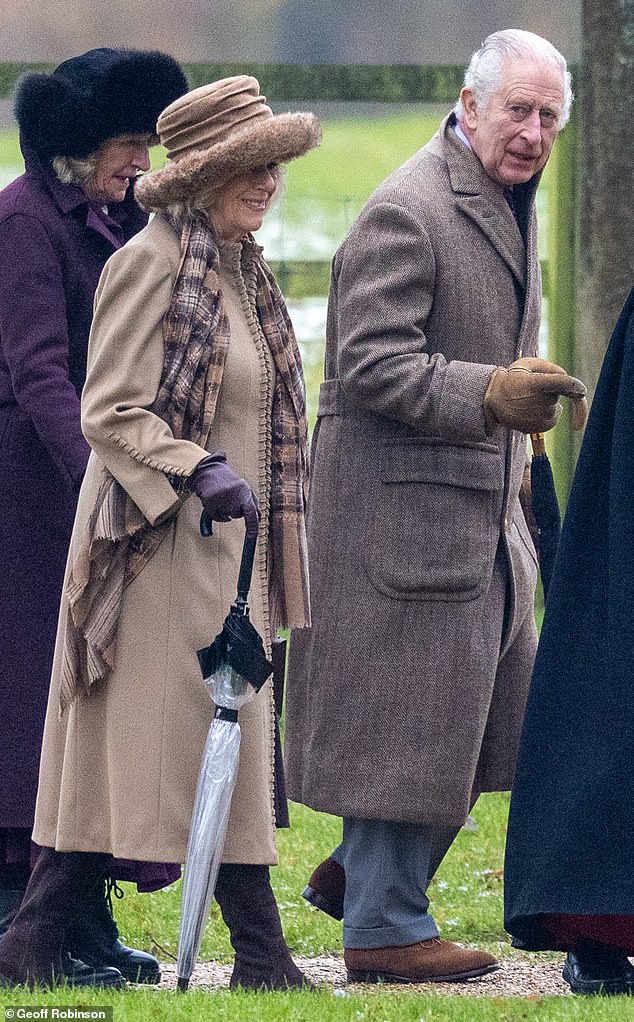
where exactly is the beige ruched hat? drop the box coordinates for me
[135,75,321,210]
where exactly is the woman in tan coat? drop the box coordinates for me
[0,76,320,991]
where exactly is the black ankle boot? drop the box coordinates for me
[0,864,30,937]
[0,848,125,989]
[562,946,634,995]
[67,878,160,984]
[0,890,25,937]
[214,864,313,991]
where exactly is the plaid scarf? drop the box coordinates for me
[60,215,309,714]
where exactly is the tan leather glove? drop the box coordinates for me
[484,356,587,434]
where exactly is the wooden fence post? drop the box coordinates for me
[545,104,580,508]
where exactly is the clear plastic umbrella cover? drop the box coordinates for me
[176,528,273,992]
[176,664,254,990]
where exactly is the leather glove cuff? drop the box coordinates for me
[192,451,228,475]
[483,367,508,435]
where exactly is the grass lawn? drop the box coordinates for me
[284,107,445,208]
[3,986,634,1022]
[0,132,21,166]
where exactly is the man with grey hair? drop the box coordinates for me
[285,29,587,984]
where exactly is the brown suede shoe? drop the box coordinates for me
[301,858,345,921]
[344,937,499,983]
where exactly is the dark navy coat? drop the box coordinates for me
[0,144,146,830]
[504,288,634,948]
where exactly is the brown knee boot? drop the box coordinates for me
[214,864,313,991]
[0,847,125,988]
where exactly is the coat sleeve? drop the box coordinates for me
[81,239,208,526]
[335,200,496,442]
[0,213,90,489]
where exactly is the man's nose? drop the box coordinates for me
[520,111,543,145]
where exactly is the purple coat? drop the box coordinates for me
[0,145,147,831]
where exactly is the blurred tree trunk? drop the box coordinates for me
[576,0,634,400]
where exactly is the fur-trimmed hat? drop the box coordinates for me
[14,48,189,160]
[134,76,321,211]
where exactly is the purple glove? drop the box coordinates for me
[191,452,259,537]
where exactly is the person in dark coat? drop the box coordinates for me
[0,47,188,986]
[504,288,634,996]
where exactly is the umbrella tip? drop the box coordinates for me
[177,977,190,993]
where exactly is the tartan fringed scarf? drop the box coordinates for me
[60,214,310,715]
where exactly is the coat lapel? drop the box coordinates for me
[434,116,533,290]
[85,206,125,249]
[454,193,527,287]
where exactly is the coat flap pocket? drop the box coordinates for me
[317,378,344,417]
[380,438,504,491]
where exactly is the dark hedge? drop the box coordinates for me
[0,62,465,102]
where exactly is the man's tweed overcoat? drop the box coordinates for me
[285,114,541,827]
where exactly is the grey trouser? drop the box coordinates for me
[334,808,476,949]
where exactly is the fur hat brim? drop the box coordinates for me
[135,111,321,211]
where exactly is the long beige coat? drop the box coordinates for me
[33,215,279,864]
[285,114,541,827]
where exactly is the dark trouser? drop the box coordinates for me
[337,797,479,949]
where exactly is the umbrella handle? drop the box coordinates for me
[200,509,213,537]
[236,529,257,605]
[200,516,257,608]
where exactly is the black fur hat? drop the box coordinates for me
[14,48,189,160]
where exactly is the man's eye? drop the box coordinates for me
[540,111,557,125]
[509,105,529,120]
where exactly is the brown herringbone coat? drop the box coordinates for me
[284,114,541,827]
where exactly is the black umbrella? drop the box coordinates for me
[196,528,274,691]
[176,525,273,992]
[529,394,588,600]
[530,431,561,600]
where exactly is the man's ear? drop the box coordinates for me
[460,87,478,130]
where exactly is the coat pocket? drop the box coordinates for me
[364,437,504,602]
[514,501,539,567]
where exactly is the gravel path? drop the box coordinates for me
[156,951,571,996]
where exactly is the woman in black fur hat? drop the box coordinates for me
[0,48,188,989]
